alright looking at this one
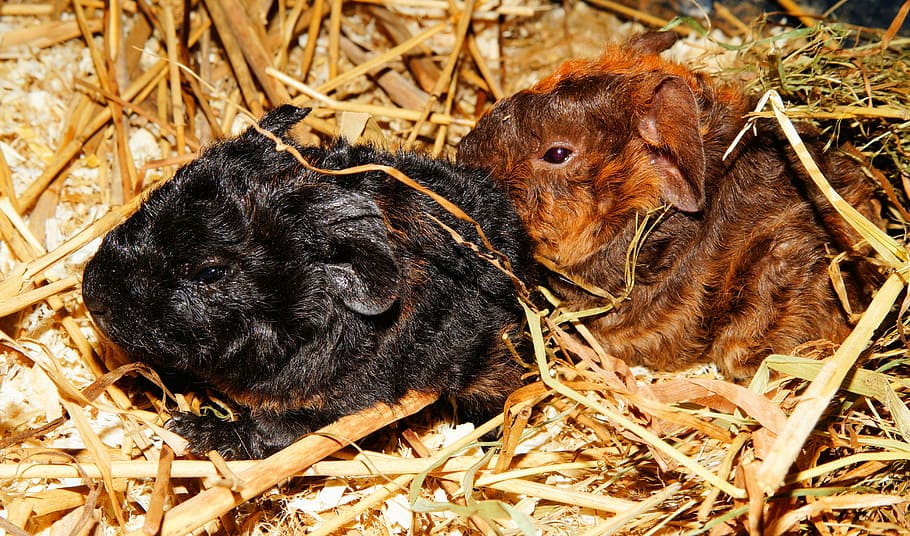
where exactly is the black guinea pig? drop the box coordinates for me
[82,105,535,459]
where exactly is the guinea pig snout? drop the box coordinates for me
[81,261,114,328]
[81,287,108,316]
[81,249,136,340]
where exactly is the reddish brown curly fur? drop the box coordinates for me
[459,31,881,381]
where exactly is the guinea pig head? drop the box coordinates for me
[82,106,401,394]
[458,31,708,266]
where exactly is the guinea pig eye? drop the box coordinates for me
[190,265,228,284]
[542,146,573,165]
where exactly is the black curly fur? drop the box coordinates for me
[82,105,535,459]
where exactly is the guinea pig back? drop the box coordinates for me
[458,31,881,381]
[82,105,534,458]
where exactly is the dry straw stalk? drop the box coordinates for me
[159,390,436,536]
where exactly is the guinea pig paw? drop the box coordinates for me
[166,412,251,459]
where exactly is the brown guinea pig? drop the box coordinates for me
[458,31,881,381]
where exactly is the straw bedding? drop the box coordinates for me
[1,1,908,534]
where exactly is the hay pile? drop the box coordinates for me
[1,1,909,534]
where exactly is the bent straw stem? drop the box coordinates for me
[159,390,436,536]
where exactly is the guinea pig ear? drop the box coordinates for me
[637,76,706,213]
[626,31,678,56]
[257,105,313,138]
[320,193,401,316]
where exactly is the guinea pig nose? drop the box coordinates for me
[82,292,117,336]
[81,274,111,315]
[81,290,109,317]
